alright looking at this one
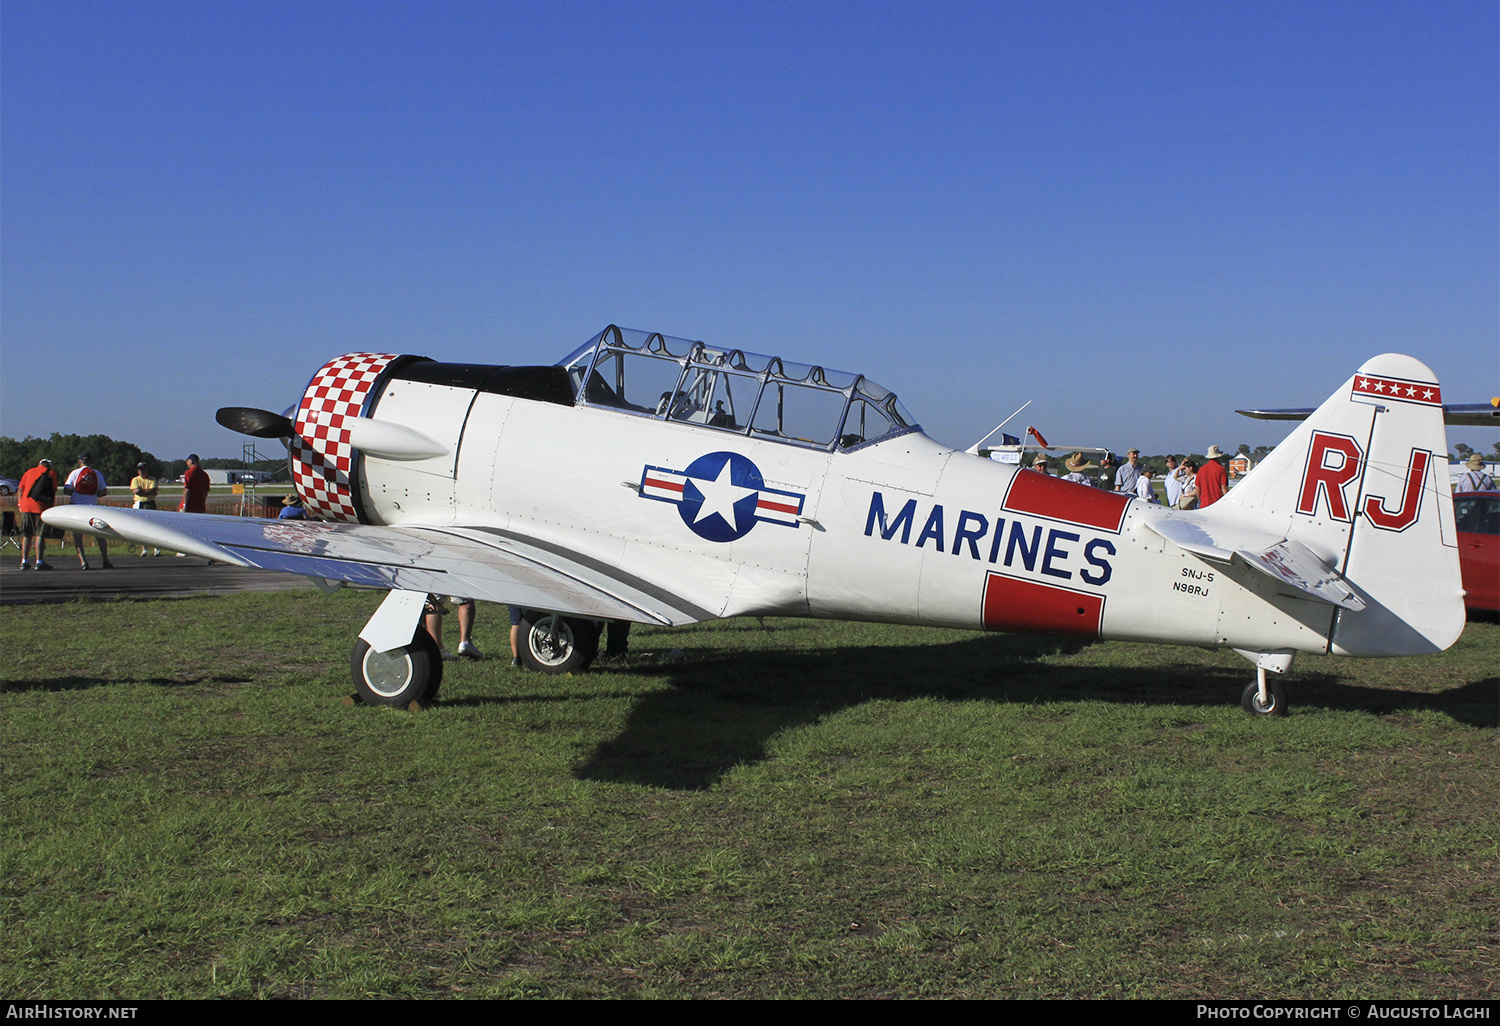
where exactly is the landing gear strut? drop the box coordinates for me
[1234,650,1294,717]
[1240,668,1288,717]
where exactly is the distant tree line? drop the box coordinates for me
[1,434,289,485]
[0,434,165,486]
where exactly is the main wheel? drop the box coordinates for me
[351,629,444,706]
[1240,679,1288,717]
[519,613,598,675]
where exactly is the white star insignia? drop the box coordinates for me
[691,457,756,531]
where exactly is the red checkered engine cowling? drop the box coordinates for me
[289,352,400,522]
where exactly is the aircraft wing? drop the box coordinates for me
[1144,517,1366,611]
[41,506,710,626]
[1237,402,1499,428]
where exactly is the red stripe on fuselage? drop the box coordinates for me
[1002,470,1131,533]
[982,572,1104,637]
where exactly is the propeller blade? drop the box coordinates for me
[216,407,295,438]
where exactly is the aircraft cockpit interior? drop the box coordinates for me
[558,325,920,452]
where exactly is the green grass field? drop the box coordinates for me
[3,590,1495,999]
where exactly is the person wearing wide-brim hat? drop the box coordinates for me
[278,492,307,520]
[1062,452,1096,487]
[1456,454,1495,493]
[1196,445,1229,507]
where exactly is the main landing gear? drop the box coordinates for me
[345,590,607,708]
[517,611,600,675]
[351,629,444,707]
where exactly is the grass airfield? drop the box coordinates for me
[2,589,1495,999]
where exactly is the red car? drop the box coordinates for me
[1454,491,1499,612]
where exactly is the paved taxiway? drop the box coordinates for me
[0,553,317,604]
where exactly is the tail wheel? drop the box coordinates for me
[1240,679,1288,717]
[351,629,443,706]
[519,613,599,675]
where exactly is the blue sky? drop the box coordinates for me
[3,0,1495,461]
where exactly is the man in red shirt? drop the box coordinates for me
[17,458,60,570]
[181,454,210,513]
[1197,445,1229,508]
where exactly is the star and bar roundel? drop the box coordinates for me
[640,452,805,542]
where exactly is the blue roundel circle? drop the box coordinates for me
[678,451,766,542]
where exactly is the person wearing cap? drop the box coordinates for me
[1062,452,1096,487]
[1030,454,1051,475]
[1096,452,1118,491]
[1455,454,1495,493]
[1197,445,1229,508]
[17,457,60,570]
[64,453,111,569]
[180,454,210,514]
[130,462,161,555]
[1114,448,1143,495]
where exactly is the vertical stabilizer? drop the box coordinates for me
[1212,354,1463,656]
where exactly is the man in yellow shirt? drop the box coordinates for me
[130,462,160,556]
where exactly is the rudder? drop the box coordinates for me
[1215,354,1463,656]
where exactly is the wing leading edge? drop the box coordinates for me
[40,506,709,627]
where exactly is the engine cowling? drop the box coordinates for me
[289,352,415,523]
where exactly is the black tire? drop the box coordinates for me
[1240,679,1288,717]
[351,629,444,706]
[519,613,598,675]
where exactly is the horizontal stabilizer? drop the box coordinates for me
[1234,540,1365,611]
[1237,400,1499,428]
[1144,519,1364,611]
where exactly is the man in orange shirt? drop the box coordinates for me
[17,458,60,570]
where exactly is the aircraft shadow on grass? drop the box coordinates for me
[559,633,1497,790]
[3,674,256,694]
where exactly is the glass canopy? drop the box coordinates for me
[558,326,920,452]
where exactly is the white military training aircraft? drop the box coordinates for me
[45,326,1465,715]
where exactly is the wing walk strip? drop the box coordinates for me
[457,526,720,623]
